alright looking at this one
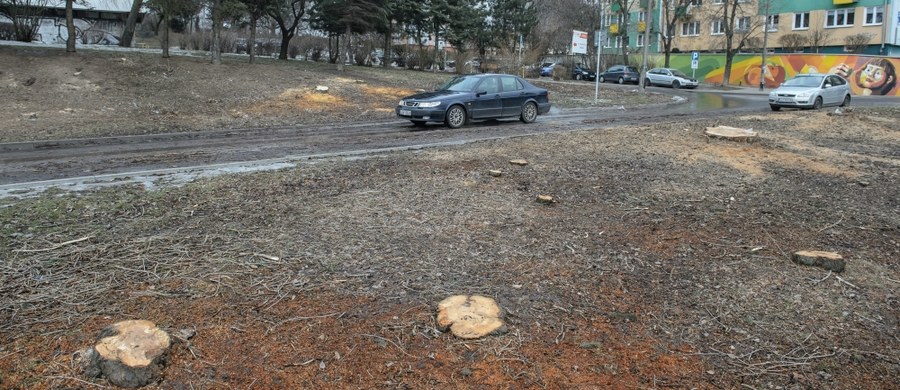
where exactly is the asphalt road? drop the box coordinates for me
[0,89,896,199]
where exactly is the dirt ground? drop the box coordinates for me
[0,45,898,389]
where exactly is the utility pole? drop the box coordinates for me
[595,0,604,103]
[759,0,770,91]
[641,0,653,92]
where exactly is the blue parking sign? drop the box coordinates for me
[692,52,699,61]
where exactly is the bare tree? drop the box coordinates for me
[0,0,49,42]
[120,0,143,47]
[843,32,872,54]
[778,32,806,52]
[712,0,763,86]
[267,0,309,60]
[807,27,830,53]
[659,0,691,67]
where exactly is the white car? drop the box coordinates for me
[768,74,852,111]
[644,68,699,89]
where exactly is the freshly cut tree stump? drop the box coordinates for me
[437,295,506,339]
[86,320,171,388]
[704,126,758,143]
[792,250,845,273]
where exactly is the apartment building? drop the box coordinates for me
[667,0,898,56]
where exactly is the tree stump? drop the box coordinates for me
[85,320,171,388]
[704,126,758,143]
[436,295,506,339]
[792,250,845,273]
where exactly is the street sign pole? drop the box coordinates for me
[691,51,699,79]
[595,1,604,103]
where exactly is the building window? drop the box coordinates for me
[681,21,700,36]
[825,9,855,28]
[864,6,883,26]
[793,12,809,30]
[766,14,779,31]
[711,19,725,35]
[637,34,645,47]
[737,16,751,32]
[605,35,620,48]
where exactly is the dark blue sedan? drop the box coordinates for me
[396,74,551,128]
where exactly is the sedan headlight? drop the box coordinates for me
[418,101,441,108]
[398,100,406,106]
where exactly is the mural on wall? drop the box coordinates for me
[670,54,900,96]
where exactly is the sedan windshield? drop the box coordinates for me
[783,76,823,87]
[438,76,481,92]
[670,69,688,78]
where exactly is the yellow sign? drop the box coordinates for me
[638,21,646,33]
[610,23,619,34]
[832,0,856,4]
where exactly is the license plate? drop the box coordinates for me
[777,98,792,103]
[399,109,411,116]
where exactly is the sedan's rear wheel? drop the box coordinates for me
[445,105,466,128]
[520,102,538,123]
[672,80,681,89]
[598,76,605,83]
[644,78,651,87]
[812,96,823,110]
[840,95,851,107]
[770,105,781,111]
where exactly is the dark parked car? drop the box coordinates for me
[396,74,551,128]
[539,62,557,77]
[572,64,596,81]
[598,65,640,85]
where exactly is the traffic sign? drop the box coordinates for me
[691,51,699,69]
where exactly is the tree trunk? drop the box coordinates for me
[211,0,221,65]
[383,21,392,68]
[162,15,170,58]
[278,29,292,60]
[249,14,257,63]
[65,0,75,53]
[120,0,141,47]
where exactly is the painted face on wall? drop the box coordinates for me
[858,64,888,88]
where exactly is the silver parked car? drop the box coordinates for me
[768,74,852,111]
[644,67,699,89]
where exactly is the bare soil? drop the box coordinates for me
[0,45,898,389]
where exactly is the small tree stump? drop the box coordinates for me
[508,159,529,166]
[792,250,845,273]
[536,195,556,204]
[704,126,758,143]
[437,295,506,339]
[86,320,171,388]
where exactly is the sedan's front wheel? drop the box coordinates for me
[672,80,681,89]
[575,74,582,81]
[770,105,781,111]
[520,102,538,123]
[598,76,605,83]
[618,77,624,84]
[445,105,466,128]
[812,97,823,110]
[840,95,851,107]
